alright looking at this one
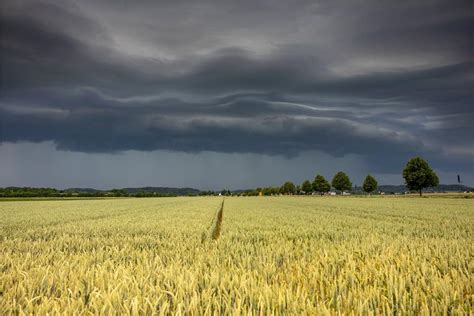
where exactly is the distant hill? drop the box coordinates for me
[120,187,200,195]
[63,187,200,195]
[64,188,101,193]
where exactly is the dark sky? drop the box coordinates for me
[1,0,473,189]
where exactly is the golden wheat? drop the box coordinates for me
[0,196,472,314]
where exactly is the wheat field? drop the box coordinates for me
[1,197,472,314]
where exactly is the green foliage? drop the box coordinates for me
[199,191,216,196]
[331,172,352,194]
[363,174,378,194]
[403,157,439,196]
[242,189,259,196]
[301,180,313,194]
[296,185,301,194]
[220,189,232,196]
[313,175,331,194]
[0,187,179,198]
[110,189,128,197]
[260,187,280,196]
[0,187,61,197]
[281,181,296,195]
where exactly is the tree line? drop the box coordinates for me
[237,171,368,196]
[0,188,178,198]
[237,157,439,197]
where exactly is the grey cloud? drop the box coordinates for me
[0,90,456,173]
[1,0,473,178]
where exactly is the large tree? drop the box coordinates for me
[403,157,439,196]
[363,174,378,195]
[312,175,331,195]
[281,181,296,195]
[332,172,352,195]
[301,180,313,194]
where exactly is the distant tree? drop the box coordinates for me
[332,172,352,195]
[296,185,301,195]
[243,189,258,196]
[403,157,439,196]
[363,174,378,195]
[281,181,296,195]
[301,180,313,194]
[312,175,331,195]
[110,189,128,197]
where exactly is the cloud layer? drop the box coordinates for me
[1,0,473,179]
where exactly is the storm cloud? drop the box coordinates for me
[1,0,473,187]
